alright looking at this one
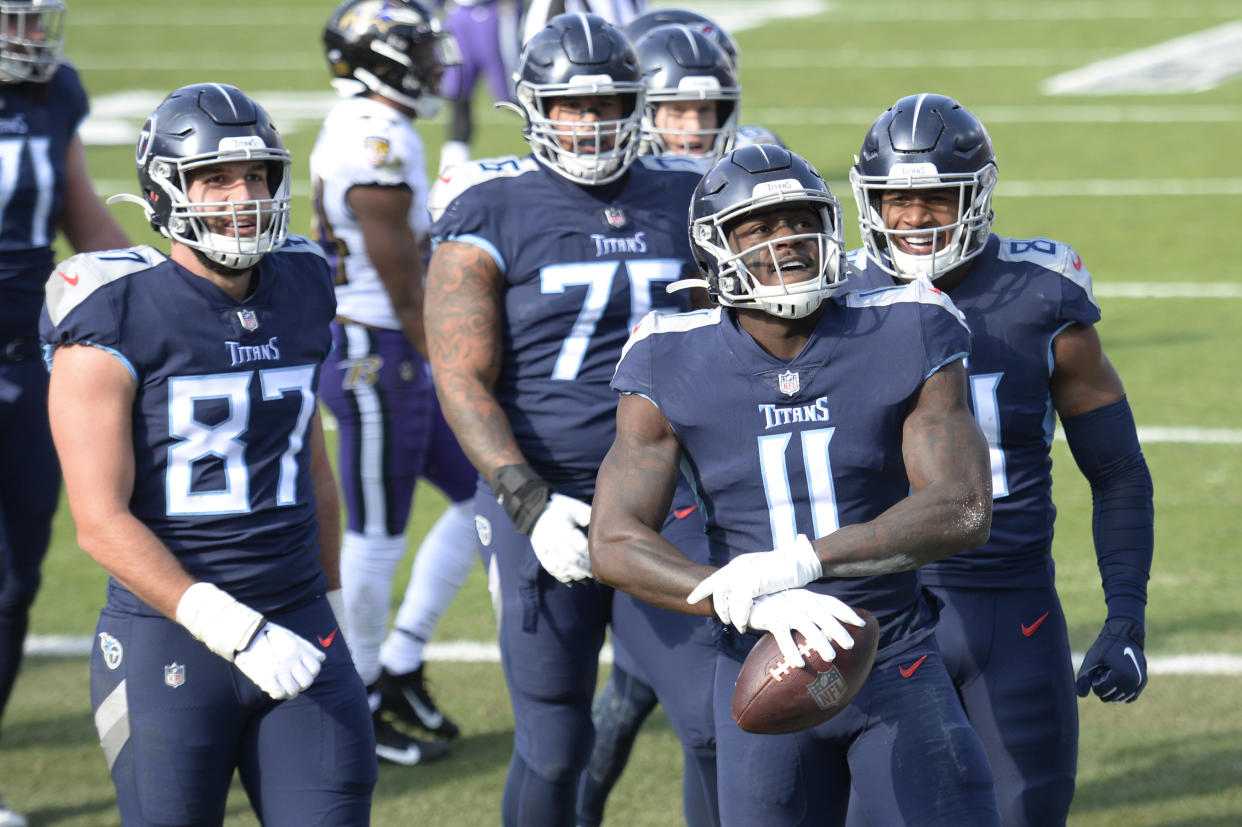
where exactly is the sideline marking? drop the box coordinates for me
[1045,21,1242,95]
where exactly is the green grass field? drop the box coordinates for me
[4,0,1241,823]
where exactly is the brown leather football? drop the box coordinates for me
[731,608,879,734]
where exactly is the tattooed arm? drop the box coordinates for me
[805,358,992,577]
[589,393,717,614]
[424,240,525,479]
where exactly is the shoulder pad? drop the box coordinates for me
[428,155,533,222]
[45,246,166,326]
[996,235,1093,296]
[846,278,967,325]
[635,154,712,175]
[621,307,720,360]
[278,234,329,262]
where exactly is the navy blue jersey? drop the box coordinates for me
[849,235,1100,588]
[613,280,971,652]
[0,62,89,338]
[40,237,337,615]
[430,154,705,497]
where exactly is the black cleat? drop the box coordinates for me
[372,711,452,766]
[378,665,461,740]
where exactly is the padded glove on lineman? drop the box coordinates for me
[530,494,593,584]
[745,589,865,669]
[687,535,823,631]
[177,582,325,700]
[1076,617,1147,703]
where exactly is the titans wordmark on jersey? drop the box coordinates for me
[615,279,971,655]
[849,235,1100,588]
[430,153,706,498]
[40,237,337,615]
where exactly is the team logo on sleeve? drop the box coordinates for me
[778,370,800,396]
[164,662,186,688]
[364,136,391,168]
[98,633,123,670]
[237,309,260,331]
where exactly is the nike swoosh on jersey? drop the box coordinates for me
[318,628,339,648]
[404,688,445,729]
[1021,612,1050,637]
[898,654,928,679]
[1123,646,1143,678]
[673,505,697,519]
[57,270,79,286]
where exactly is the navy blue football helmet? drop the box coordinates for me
[685,144,847,319]
[0,0,64,84]
[513,13,644,185]
[623,8,738,69]
[635,24,739,159]
[110,84,291,270]
[849,93,997,281]
[323,0,459,119]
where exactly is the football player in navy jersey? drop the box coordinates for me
[424,14,710,826]
[575,21,738,827]
[314,0,468,767]
[844,93,1155,827]
[40,84,376,825]
[590,144,1003,827]
[0,2,128,823]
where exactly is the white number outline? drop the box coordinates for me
[0,136,55,247]
[969,372,1009,498]
[757,426,840,547]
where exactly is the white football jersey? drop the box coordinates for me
[309,96,431,330]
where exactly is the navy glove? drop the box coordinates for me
[1075,618,1147,703]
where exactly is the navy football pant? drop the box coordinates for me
[477,487,611,827]
[0,357,60,720]
[929,585,1078,827]
[91,595,376,825]
[718,641,1000,827]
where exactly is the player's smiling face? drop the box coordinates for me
[547,94,624,154]
[726,205,823,286]
[184,160,273,237]
[879,186,960,257]
[653,100,718,155]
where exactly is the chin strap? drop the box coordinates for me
[667,277,711,295]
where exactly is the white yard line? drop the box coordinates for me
[25,635,1242,673]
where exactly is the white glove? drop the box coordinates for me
[176,582,325,700]
[529,493,593,584]
[235,622,326,700]
[746,589,866,669]
[325,588,348,646]
[686,535,823,632]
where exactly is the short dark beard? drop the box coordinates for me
[190,246,254,280]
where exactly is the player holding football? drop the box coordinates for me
[589,143,1003,826]
[0,2,129,822]
[844,93,1155,826]
[424,14,710,825]
[313,0,474,765]
[42,83,376,824]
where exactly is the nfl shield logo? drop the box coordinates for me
[164,662,186,689]
[778,370,800,396]
[98,633,123,670]
[602,207,627,229]
[808,664,847,711]
[238,309,259,332]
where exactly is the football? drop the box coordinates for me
[731,608,879,734]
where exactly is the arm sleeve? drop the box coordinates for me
[1061,395,1154,624]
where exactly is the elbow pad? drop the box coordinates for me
[1061,396,1154,623]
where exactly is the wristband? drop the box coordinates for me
[492,463,551,535]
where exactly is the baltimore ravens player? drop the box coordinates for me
[0,2,128,822]
[590,144,1003,826]
[41,84,376,824]
[845,93,1154,826]
[424,14,709,826]
[575,21,738,827]
[314,0,470,766]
